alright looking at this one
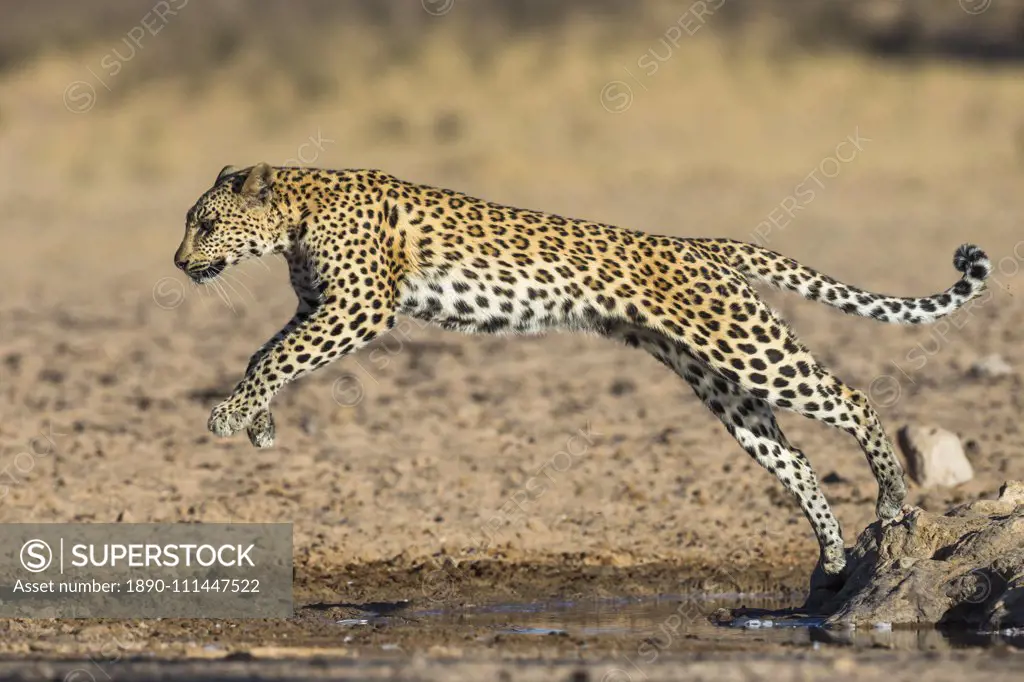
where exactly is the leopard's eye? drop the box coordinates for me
[196,219,214,237]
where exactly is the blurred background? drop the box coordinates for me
[0,1,1022,584]
[2,0,1024,293]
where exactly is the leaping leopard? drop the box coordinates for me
[173,163,991,577]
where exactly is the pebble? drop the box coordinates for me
[969,354,1013,379]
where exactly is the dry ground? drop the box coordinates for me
[0,21,1023,678]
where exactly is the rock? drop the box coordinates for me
[998,480,1024,505]
[609,379,635,396]
[803,481,1024,629]
[300,415,318,436]
[969,354,1014,379]
[897,425,973,488]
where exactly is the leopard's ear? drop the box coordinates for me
[216,165,237,183]
[241,162,274,199]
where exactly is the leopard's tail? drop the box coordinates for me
[707,239,991,324]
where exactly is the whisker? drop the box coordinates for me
[224,271,256,301]
[209,278,235,313]
[251,256,275,275]
[192,281,210,311]
[219,275,253,313]
[217,279,238,314]
[199,280,217,307]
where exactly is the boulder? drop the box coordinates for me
[897,425,973,488]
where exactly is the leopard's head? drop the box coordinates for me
[174,163,287,282]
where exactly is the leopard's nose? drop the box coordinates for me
[174,256,189,271]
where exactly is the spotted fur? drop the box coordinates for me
[174,163,992,576]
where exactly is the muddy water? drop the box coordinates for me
[333,593,1024,653]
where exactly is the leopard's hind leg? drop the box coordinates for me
[683,363,847,575]
[613,325,847,575]
[646,271,908,527]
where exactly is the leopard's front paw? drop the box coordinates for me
[208,399,253,438]
[247,410,276,449]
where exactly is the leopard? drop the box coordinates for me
[173,162,991,578]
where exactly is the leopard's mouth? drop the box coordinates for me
[186,259,226,283]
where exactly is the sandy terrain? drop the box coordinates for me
[1,11,1023,678]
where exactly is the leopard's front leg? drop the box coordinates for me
[246,409,276,448]
[241,310,310,447]
[243,256,318,448]
[209,296,395,441]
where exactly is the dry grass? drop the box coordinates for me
[3,0,1024,83]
